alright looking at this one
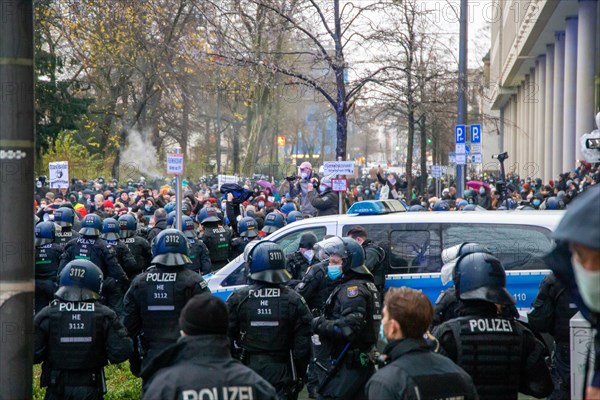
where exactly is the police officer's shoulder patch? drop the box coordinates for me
[297,282,306,290]
[347,286,359,298]
[366,282,378,292]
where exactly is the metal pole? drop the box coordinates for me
[0,0,35,397]
[175,147,182,230]
[338,156,343,214]
[456,0,468,198]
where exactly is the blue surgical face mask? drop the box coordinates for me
[379,322,388,345]
[145,205,152,212]
[532,199,541,207]
[327,264,342,280]
[301,172,309,179]
[319,185,327,193]
[258,201,265,208]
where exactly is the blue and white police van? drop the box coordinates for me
[205,200,564,315]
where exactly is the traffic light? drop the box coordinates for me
[426,138,432,144]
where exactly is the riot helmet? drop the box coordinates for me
[261,212,285,234]
[35,221,56,246]
[238,216,258,238]
[453,252,515,305]
[432,200,450,211]
[101,218,120,241]
[440,242,492,285]
[246,240,291,283]
[55,260,104,302]
[280,202,296,215]
[286,210,304,223]
[299,232,318,250]
[408,204,425,212]
[181,215,196,239]
[79,214,102,236]
[544,196,565,210]
[151,229,191,267]
[118,214,138,238]
[54,207,75,228]
[167,210,177,227]
[197,207,221,225]
[462,204,478,211]
[318,236,370,276]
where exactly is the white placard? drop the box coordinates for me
[166,154,184,175]
[331,178,348,192]
[455,143,466,154]
[217,174,238,188]
[323,161,355,176]
[455,154,466,165]
[49,161,69,189]
[469,154,482,164]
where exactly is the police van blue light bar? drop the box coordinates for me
[347,200,407,215]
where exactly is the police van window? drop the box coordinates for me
[389,229,442,273]
[342,223,392,269]
[275,227,327,256]
[442,224,553,270]
[222,257,248,287]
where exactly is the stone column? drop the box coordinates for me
[511,95,518,174]
[552,32,565,176]
[544,44,555,182]
[536,57,546,181]
[563,17,578,172]
[528,68,536,176]
[576,0,598,161]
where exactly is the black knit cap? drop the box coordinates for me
[179,294,229,335]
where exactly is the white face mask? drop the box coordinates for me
[572,254,600,313]
[303,249,314,263]
[301,172,309,179]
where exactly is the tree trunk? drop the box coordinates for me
[333,0,348,160]
[420,115,427,195]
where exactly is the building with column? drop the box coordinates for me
[490,0,600,182]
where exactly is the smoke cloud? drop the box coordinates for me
[120,129,162,179]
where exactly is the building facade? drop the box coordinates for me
[490,0,600,181]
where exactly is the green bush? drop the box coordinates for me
[33,363,141,399]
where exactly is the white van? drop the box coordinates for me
[205,200,564,313]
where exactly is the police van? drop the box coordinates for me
[205,200,564,313]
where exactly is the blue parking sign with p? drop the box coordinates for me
[455,125,466,144]
[470,124,481,143]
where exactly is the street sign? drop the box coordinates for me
[455,154,466,165]
[456,143,466,154]
[431,165,443,178]
[471,144,482,154]
[323,161,355,176]
[455,125,466,144]
[470,124,481,143]
[469,154,482,163]
[465,145,470,154]
[217,174,238,188]
[331,178,348,192]
[166,153,184,175]
[448,152,456,164]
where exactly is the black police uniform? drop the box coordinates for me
[34,242,63,313]
[201,223,233,270]
[59,237,129,314]
[146,217,167,243]
[122,265,210,371]
[54,228,81,249]
[312,271,381,400]
[140,335,278,400]
[187,237,212,274]
[120,235,152,280]
[433,301,553,400]
[528,273,578,399]
[104,238,139,282]
[34,300,133,400]
[286,252,313,283]
[295,261,338,397]
[361,240,386,291]
[308,188,339,216]
[366,338,479,400]
[227,282,313,399]
[231,236,256,257]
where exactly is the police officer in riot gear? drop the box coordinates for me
[181,215,212,274]
[118,213,152,279]
[140,294,278,400]
[227,241,312,400]
[198,207,232,270]
[311,237,381,400]
[59,213,129,315]
[346,226,386,292]
[35,222,63,313]
[433,252,553,400]
[231,216,260,256]
[286,232,318,284]
[34,260,133,400]
[53,207,80,249]
[123,229,210,375]
[101,218,138,282]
